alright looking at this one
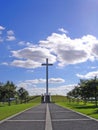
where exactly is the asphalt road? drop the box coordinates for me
[0,103,98,130]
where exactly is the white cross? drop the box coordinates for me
[42,58,53,95]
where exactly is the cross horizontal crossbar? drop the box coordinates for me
[42,64,53,66]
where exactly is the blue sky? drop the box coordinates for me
[0,0,98,95]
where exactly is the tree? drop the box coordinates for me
[67,85,80,103]
[4,81,16,106]
[0,82,6,103]
[67,77,98,106]
[79,79,91,104]
[17,87,29,104]
[87,77,98,106]
[0,82,3,102]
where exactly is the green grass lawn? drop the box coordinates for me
[57,102,98,119]
[51,95,67,103]
[52,95,98,120]
[0,96,41,121]
[1,95,98,121]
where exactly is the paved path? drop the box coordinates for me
[0,103,98,130]
[0,104,46,130]
[49,103,98,130]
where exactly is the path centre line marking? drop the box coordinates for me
[45,103,52,130]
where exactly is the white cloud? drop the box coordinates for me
[0,25,5,30]
[0,25,5,42]
[76,70,98,79]
[11,46,56,62]
[17,80,75,96]
[11,60,41,69]
[19,78,65,84]
[90,66,97,69]
[27,70,34,73]
[49,78,65,83]
[7,30,14,35]
[1,62,9,66]
[50,85,75,96]
[6,30,16,41]
[18,41,33,47]
[58,28,68,33]
[40,32,96,66]
[24,79,46,84]
[6,35,16,41]
[18,41,26,46]
[56,49,88,66]
[11,46,56,68]
[92,43,98,58]
[0,27,16,42]
[9,28,98,68]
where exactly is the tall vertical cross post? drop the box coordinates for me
[42,58,53,103]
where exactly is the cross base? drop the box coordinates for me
[41,94,51,103]
[45,95,51,103]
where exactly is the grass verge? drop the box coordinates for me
[57,102,98,119]
[52,95,98,120]
[0,96,40,121]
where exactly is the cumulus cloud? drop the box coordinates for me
[19,78,65,84]
[18,41,33,47]
[58,28,68,34]
[76,70,98,79]
[8,28,98,68]
[17,78,66,96]
[50,85,75,96]
[0,25,5,42]
[1,62,9,66]
[6,35,16,41]
[11,59,41,69]
[11,46,56,68]
[6,30,16,41]
[18,41,26,46]
[0,26,16,43]
[0,25,5,30]
[56,49,88,66]
[11,47,54,61]
[7,30,14,35]
[49,78,65,83]
[92,43,98,58]
[17,80,75,96]
[24,79,46,84]
[90,66,97,69]
[40,32,97,66]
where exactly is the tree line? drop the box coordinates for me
[0,81,29,106]
[67,77,98,106]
